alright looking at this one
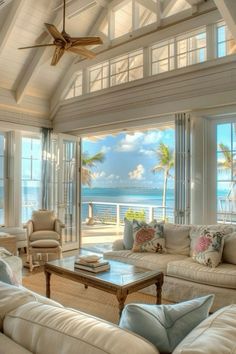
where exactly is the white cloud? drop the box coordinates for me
[93,171,106,179]
[139,148,155,156]
[142,131,163,145]
[128,164,145,180]
[101,145,111,154]
[116,132,143,152]
[107,174,120,180]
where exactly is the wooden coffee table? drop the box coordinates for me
[44,256,164,316]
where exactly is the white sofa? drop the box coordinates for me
[0,281,236,354]
[104,223,236,312]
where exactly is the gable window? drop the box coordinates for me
[110,49,143,86]
[113,0,132,39]
[176,28,206,68]
[65,72,83,99]
[89,61,109,93]
[0,133,5,225]
[21,136,42,222]
[151,39,175,75]
[217,22,236,58]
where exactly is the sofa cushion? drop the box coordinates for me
[132,220,165,253]
[30,240,60,248]
[32,210,55,231]
[164,224,191,256]
[223,232,236,264]
[30,230,60,241]
[173,304,236,354]
[0,333,32,354]
[119,295,214,353]
[3,302,159,354]
[104,250,188,275]
[2,254,22,285]
[167,258,236,289]
[190,224,235,256]
[192,229,225,268]
[123,218,134,250]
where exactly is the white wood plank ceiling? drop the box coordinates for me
[0,0,235,116]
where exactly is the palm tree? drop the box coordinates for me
[152,142,174,220]
[218,143,235,200]
[81,152,105,186]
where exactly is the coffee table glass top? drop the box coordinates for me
[45,256,161,287]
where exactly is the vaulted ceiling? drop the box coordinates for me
[0,0,235,122]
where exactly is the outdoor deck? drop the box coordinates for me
[81,223,124,252]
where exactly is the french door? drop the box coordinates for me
[56,134,80,251]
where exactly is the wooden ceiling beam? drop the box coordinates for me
[15,0,98,104]
[214,0,236,40]
[0,0,27,56]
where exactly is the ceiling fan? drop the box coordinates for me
[18,0,103,66]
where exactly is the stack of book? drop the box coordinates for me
[74,255,110,273]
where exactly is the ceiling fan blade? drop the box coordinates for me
[71,37,103,45]
[51,47,65,66]
[18,44,56,50]
[45,23,66,43]
[68,46,96,59]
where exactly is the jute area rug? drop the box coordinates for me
[22,271,156,324]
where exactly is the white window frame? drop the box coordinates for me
[216,21,236,58]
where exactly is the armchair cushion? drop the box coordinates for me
[30,240,60,248]
[32,210,56,231]
[30,231,60,242]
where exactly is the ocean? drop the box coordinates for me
[0,186,231,225]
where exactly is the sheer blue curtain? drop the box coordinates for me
[175,113,191,224]
[41,128,53,210]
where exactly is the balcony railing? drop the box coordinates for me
[81,201,174,225]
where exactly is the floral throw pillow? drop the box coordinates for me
[192,229,226,267]
[132,220,165,253]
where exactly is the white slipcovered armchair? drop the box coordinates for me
[24,210,65,271]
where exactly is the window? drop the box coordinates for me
[217,22,236,58]
[151,39,175,75]
[136,0,157,29]
[0,133,5,225]
[88,49,143,93]
[113,0,132,39]
[21,136,42,222]
[65,72,83,99]
[110,49,143,86]
[89,61,109,92]
[216,122,236,223]
[176,28,206,68]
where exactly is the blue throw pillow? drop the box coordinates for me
[119,295,214,353]
[123,218,134,250]
[0,258,18,285]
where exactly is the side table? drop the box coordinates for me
[0,232,17,255]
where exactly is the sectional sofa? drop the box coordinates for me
[104,223,236,311]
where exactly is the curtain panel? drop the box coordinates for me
[175,113,191,224]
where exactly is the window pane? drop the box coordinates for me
[217,123,231,148]
[22,138,31,158]
[218,25,225,43]
[22,181,41,222]
[217,152,232,180]
[0,157,3,179]
[129,53,143,68]
[178,54,187,68]
[114,1,132,38]
[22,159,31,180]
[137,2,156,28]
[129,67,143,81]
[32,139,41,159]
[218,42,226,57]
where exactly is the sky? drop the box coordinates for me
[82,127,175,189]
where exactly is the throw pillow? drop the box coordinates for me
[123,218,134,250]
[192,229,225,267]
[164,223,191,256]
[0,258,19,286]
[132,220,165,253]
[222,232,236,265]
[119,295,214,353]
